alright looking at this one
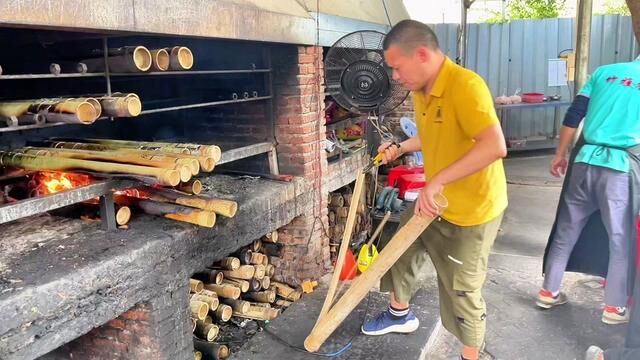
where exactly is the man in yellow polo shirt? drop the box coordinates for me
[360,20,508,360]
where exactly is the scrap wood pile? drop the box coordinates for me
[328,185,367,262]
[188,230,317,360]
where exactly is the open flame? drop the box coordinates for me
[30,172,92,196]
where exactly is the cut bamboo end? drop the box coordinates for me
[200,289,220,301]
[218,345,230,359]
[190,300,209,321]
[271,281,302,301]
[150,48,170,71]
[200,157,216,172]
[132,46,153,71]
[165,209,215,228]
[266,264,275,278]
[78,98,103,118]
[176,179,202,195]
[75,101,99,123]
[221,299,251,313]
[243,290,275,303]
[169,46,194,70]
[195,321,220,342]
[261,276,271,290]
[250,278,262,292]
[124,97,142,116]
[204,283,241,300]
[191,294,219,311]
[157,169,181,187]
[194,351,202,360]
[115,206,131,226]
[252,240,262,252]
[223,278,249,293]
[253,265,266,280]
[222,265,255,280]
[177,159,200,176]
[249,252,266,266]
[264,230,279,243]
[178,165,192,183]
[220,257,240,271]
[209,199,237,218]
[190,279,204,294]
[216,304,233,322]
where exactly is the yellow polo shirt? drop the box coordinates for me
[414,57,507,226]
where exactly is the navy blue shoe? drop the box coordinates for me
[361,309,420,336]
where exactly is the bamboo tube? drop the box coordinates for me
[193,339,228,360]
[266,264,275,278]
[150,48,170,71]
[115,206,131,226]
[222,265,255,280]
[82,46,152,72]
[140,187,236,217]
[175,179,202,195]
[113,195,215,227]
[194,351,202,360]
[243,290,275,303]
[81,138,221,162]
[261,276,271,290]
[167,46,194,70]
[271,282,302,301]
[275,299,293,308]
[190,300,209,321]
[253,265,266,280]
[200,290,219,303]
[0,99,97,124]
[343,193,353,206]
[219,257,240,271]
[250,302,271,309]
[249,278,262,292]
[190,279,204,294]
[264,230,279,243]
[70,98,102,118]
[215,304,233,322]
[20,147,191,182]
[329,194,344,207]
[203,315,213,325]
[249,252,266,266]
[237,249,253,265]
[191,294,219,311]
[193,270,224,285]
[0,151,180,186]
[99,96,142,117]
[233,304,279,321]
[252,240,262,252]
[223,278,249,293]
[220,298,250,313]
[203,284,241,299]
[195,321,219,342]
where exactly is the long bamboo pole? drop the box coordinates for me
[0,151,180,186]
[82,46,152,73]
[0,99,97,124]
[82,138,221,163]
[140,186,237,217]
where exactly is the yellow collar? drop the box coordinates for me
[428,57,454,98]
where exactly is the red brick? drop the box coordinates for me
[298,54,315,64]
[108,319,126,330]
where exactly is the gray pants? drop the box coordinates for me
[544,163,632,307]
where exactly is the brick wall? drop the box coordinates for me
[272,45,331,284]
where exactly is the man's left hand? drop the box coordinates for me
[415,180,444,218]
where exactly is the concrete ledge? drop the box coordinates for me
[324,149,368,193]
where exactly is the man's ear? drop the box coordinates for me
[415,47,429,63]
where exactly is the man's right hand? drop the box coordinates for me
[377,142,403,165]
[550,154,568,177]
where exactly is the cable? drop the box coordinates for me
[381,0,393,27]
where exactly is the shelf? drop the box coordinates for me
[495,101,571,110]
[326,115,364,132]
[218,142,275,165]
[0,68,271,81]
[140,96,271,115]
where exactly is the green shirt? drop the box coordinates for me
[575,60,640,172]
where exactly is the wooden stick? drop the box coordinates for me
[195,321,219,342]
[113,195,215,227]
[1,151,180,186]
[223,278,249,293]
[220,298,250,314]
[222,265,255,280]
[304,200,447,352]
[82,46,152,72]
[150,48,170,71]
[219,257,240,271]
[190,279,204,294]
[271,282,302,301]
[317,172,365,322]
[190,300,209,321]
[167,46,194,70]
[192,270,224,285]
[204,284,241,299]
[191,294,219,311]
[175,179,202,195]
[253,265,266,280]
[243,290,275,303]
[215,304,233,322]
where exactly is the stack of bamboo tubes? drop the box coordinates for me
[81,45,194,73]
[0,93,142,126]
[328,186,367,260]
[190,230,303,359]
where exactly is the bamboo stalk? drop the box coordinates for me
[113,195,215,227]
[253,265,266,280]
[249,278,262,292]
[0,99,97,124]
[193,339,228,360]
[190,300,209,321]
[264,230,279,243]
[167,46,194,70]
[249,252,266,266]
[70,98,102,118]
[233,304,279,321]
[222,265,255,280]
[82,138,221,163]
[190,279,204,294]
[220,298,250,313]
[223,278,249,293]
[139,187,237,217]
[82,46,152,72]
[191,294,219,311]
[261,255,269,267]
[195,321,219,342]
[203,284,241,299]
[261,276,271,290]
[215,304,233,322]
[150,48,170,71]
[243,290,275,303]
[237,248,253,265]
[175,179,202,195]
[192,270,224,285]
[99,96,142,117]
[271,282,302,301]
[0,151,180,186]
[219,257,240,271]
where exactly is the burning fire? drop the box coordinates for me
[29,172,92,196]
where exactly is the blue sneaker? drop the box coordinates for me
[361,309,420,336]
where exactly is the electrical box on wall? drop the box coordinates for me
[548,58,568,87]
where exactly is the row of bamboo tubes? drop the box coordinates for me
[189,230,302,360]
[0,93,142,126]
[81,45,194,73]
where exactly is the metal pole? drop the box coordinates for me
[458,0,474,67]
[573,0,593,143]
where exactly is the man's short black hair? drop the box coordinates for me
[383,19,439,52]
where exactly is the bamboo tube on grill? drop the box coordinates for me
[243,290,275,303]
[219,257,240,271]
[204,284,241,299]
[195,321,219,342]
[82,46,152,72]
[253,265,266,280]
[261,276,271,290]
[191,294,219,311]
[99,96,142,117]
[21,147,192,182]
[223,278,249,292]
[113,195,215,227]
[70,98,102,118]
[193,270,224,285]
[139,186,237,217]
[190,279,204,294]
[81,138,221,163]
[150,48,170,71]
[220,298,250,313]
[193,339,228,360]
[215,304,233,322]
[176,179,202,195]
[0,99,97,124]
[167,46,194,70]
[221,265,255,280]
[190,300,209,321]
[0,151,180,186]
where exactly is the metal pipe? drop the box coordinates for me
[140,96,271,115]
[458,0,473,66]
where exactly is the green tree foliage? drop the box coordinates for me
[486,0,566,23]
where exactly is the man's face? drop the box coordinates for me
[384,45,429,91]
